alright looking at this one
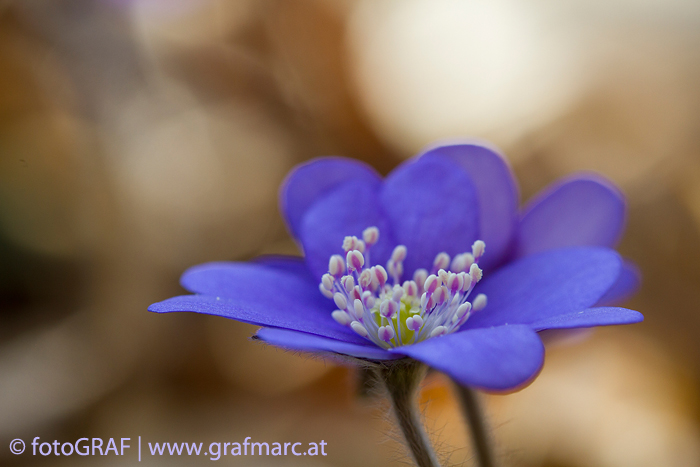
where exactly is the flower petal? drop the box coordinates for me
[281,157,382,240]
[530,307,643,331]
[465,247,621,329]
[299,179,395,280]
[393,325,544,391]
[252,255,313,280]
[149,294,367,344]
[596,260,641,306]
[419,142,518,269]
[181,261,325,308]
[516,175,626,257]
[256,327,398,361]
[380,156,479,276]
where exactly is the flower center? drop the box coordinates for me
[318,227,488,349]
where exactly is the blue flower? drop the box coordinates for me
[149,143,643,391]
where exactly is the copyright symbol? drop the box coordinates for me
[10,439,25,455]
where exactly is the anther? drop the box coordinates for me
[413,269,428,291]
[472,293,488,311]
[328,255,346,277]
[391,245,407,263]
[449,253,470,272]
[424,274,440,295]
[333,293,347,310]
[346,250,364,271]
[433,252,450,271]
[430,326,447,337]
[358,269,372,289]
[380,299,398,319]
[378,325,395,342]
[332,310,352,326]
[341,275,355,293]
[353,299,365,319]
[406,314,423,331]
[432,285,449,306]
[321,273,334,291]
[374,265,388,287]
[351,321,368,337]
[362,226,379,246]
[392,285,404,302]
[447,273,464,293]
[342,236,358,252]
[319,283,334,299]
[455,302,472,321]
[403,280,418,297]
[469,263,483,283]
[472,240,486,260]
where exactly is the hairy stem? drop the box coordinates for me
[379,361,441,467]
[456,384,496,467]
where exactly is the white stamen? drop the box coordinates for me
[333,293,347,310]
[391,245,407,262]
[450,253,474,273]
[321,273,334,291]
[332,310,352,326]
[353,299,365,319]
[323,228,487,348]
[447,273,464,293]
[362,226,379,246]
[378,325,395,342]
[380,299,398,319]
[406,314,423,331]
[358,269,372,289]
[341,275,355,293]
[469,263,483,283]
[374,265,388,287]
[342,236,358,252]
[472,240,486,260]
[472,293,488,311]
[351,321,368,337]
[328,254,345,277]
[433,252,450,270]
[346,250,364,271]
[424,274,440,295]
[403,280,418,297]
[432,285,449,305]
[319,283,334,299]
[392,285,404,302]
[413,269,428,291]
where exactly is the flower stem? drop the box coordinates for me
[379,361,441,467]
[455,384,496,467]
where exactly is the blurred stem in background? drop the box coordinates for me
[380,361,441,467]
[456,384,496,467]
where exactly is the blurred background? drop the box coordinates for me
[1,0,700,465]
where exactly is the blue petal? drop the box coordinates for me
[380,156,480,276]
[597,260,641,306]
[465,247,622,329]
[419,142,518,269]
[393,325,544,391]
[281,157,382,240]
[149,294,367,344]
[516,175,626,258]
[155,261,364,343]
[256,327,399,361]
[181,261,326,310]
[530,307,643,331]
[252,255,313,281]
[299,179,395,280]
